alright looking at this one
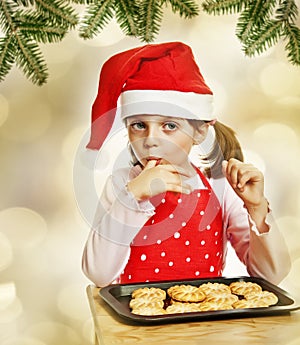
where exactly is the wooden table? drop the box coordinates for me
[86,285,300,345]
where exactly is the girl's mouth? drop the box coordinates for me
[146,157,162,165]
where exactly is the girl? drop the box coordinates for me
[82,42,290,287]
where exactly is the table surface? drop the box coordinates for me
[86,284,300,345]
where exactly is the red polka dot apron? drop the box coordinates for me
[119,167,223,283]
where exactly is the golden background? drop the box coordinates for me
[0,7,300,345]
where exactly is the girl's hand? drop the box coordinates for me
[127,160,192,201]
[222,158,266,208]
[222,158,269,233]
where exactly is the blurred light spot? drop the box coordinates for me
[0,232,13,271]
[0,94,9,127]
[276,216,300,261]
[62,126,87,163]
[25,321,81,345]
[3,337,47,345]
[0,297,22,323]
[0,102,52,142]
[79,18,124,47]
[243,149,266,174]
[82,317,94,343]
[259,62,299,97]
[288,257,300,287]
[57,284,91,321]
[253,122,298,150]
[0,282,16,310]
[0,208,47,249]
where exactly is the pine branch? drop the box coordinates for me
[202,0,246,15]
[284,23,300,65]
[138,0,164,42]
[236,0,276,41]
[276,0,298,22]
[0,36,16,82]
[14,33,48,85]
[34,0,78,29]
[243,20,282,56]
[115,0,139,36]
[79,0,115,39]
[165,0,199,18]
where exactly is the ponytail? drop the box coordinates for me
[200,121,244,178]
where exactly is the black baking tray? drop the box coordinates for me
[99,276,300,324]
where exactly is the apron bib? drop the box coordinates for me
[120,167,223,283]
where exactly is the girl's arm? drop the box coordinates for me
[222,179,291,284]
[82,168,154,287]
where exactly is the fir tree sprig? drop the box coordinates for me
[202,0,300,66]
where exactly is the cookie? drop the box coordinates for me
[199,282,231,296]
[131,287,166,300]
[131,307,167,315]
[167,284,206,302]
[166,302,201,314]
[229,281,262,296]
[204,293,239,305]
[233,299,269,309]
[244,291,278,306]
[199,301,234,311]
[129,298,164,310]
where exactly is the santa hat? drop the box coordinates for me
[87,41,214,150]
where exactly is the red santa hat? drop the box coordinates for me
[87,41,214,150]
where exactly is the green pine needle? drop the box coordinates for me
[138,0,163,42]
[0,36,16,82]
[243,20,282,57]
[115,0,139,36]
[284,23,300,65]
[14,34,48,85]
[166,0,199,18]
[202,0,246,15]
[79,0,115,39]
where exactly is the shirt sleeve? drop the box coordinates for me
[82,167,155,287]
[222,179,291,284]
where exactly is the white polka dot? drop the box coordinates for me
[128,275,132,279]
[186,257,191,262]
[161,251,166,257]
[216,252,220,257]
[181,222,186,227]
[200,240,205,245]
[154,268,160,273]
[215,241,218,245]
[168,261,174,267]
[215,231,218,236]
[161,198,166,203]
[197,192,201,197]
[210,266,215,272]
[178,198,182,203]
[151,219,155,224]
[195,271,200,276]
[143,235,147,240]
[185,240,190,246]
[174,232,180,239]
[169,213,174,219]
[206,225,211,230]
[145,279,149,282]
[157,239,162,244]
[141,254,147,261]
[204,253,209,259]
[200,210,204,216]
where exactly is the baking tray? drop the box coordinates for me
[99,276,300,324]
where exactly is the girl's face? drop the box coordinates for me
[127,115,208,170]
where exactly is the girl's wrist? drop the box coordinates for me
[244,198,270,234]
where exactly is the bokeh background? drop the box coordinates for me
[1,6,300,345]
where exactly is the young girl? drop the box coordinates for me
[82,42,290,287]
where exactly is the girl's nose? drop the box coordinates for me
[143,125,160,148]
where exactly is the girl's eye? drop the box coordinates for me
[163,122,178,131]
[130,122,146,130]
